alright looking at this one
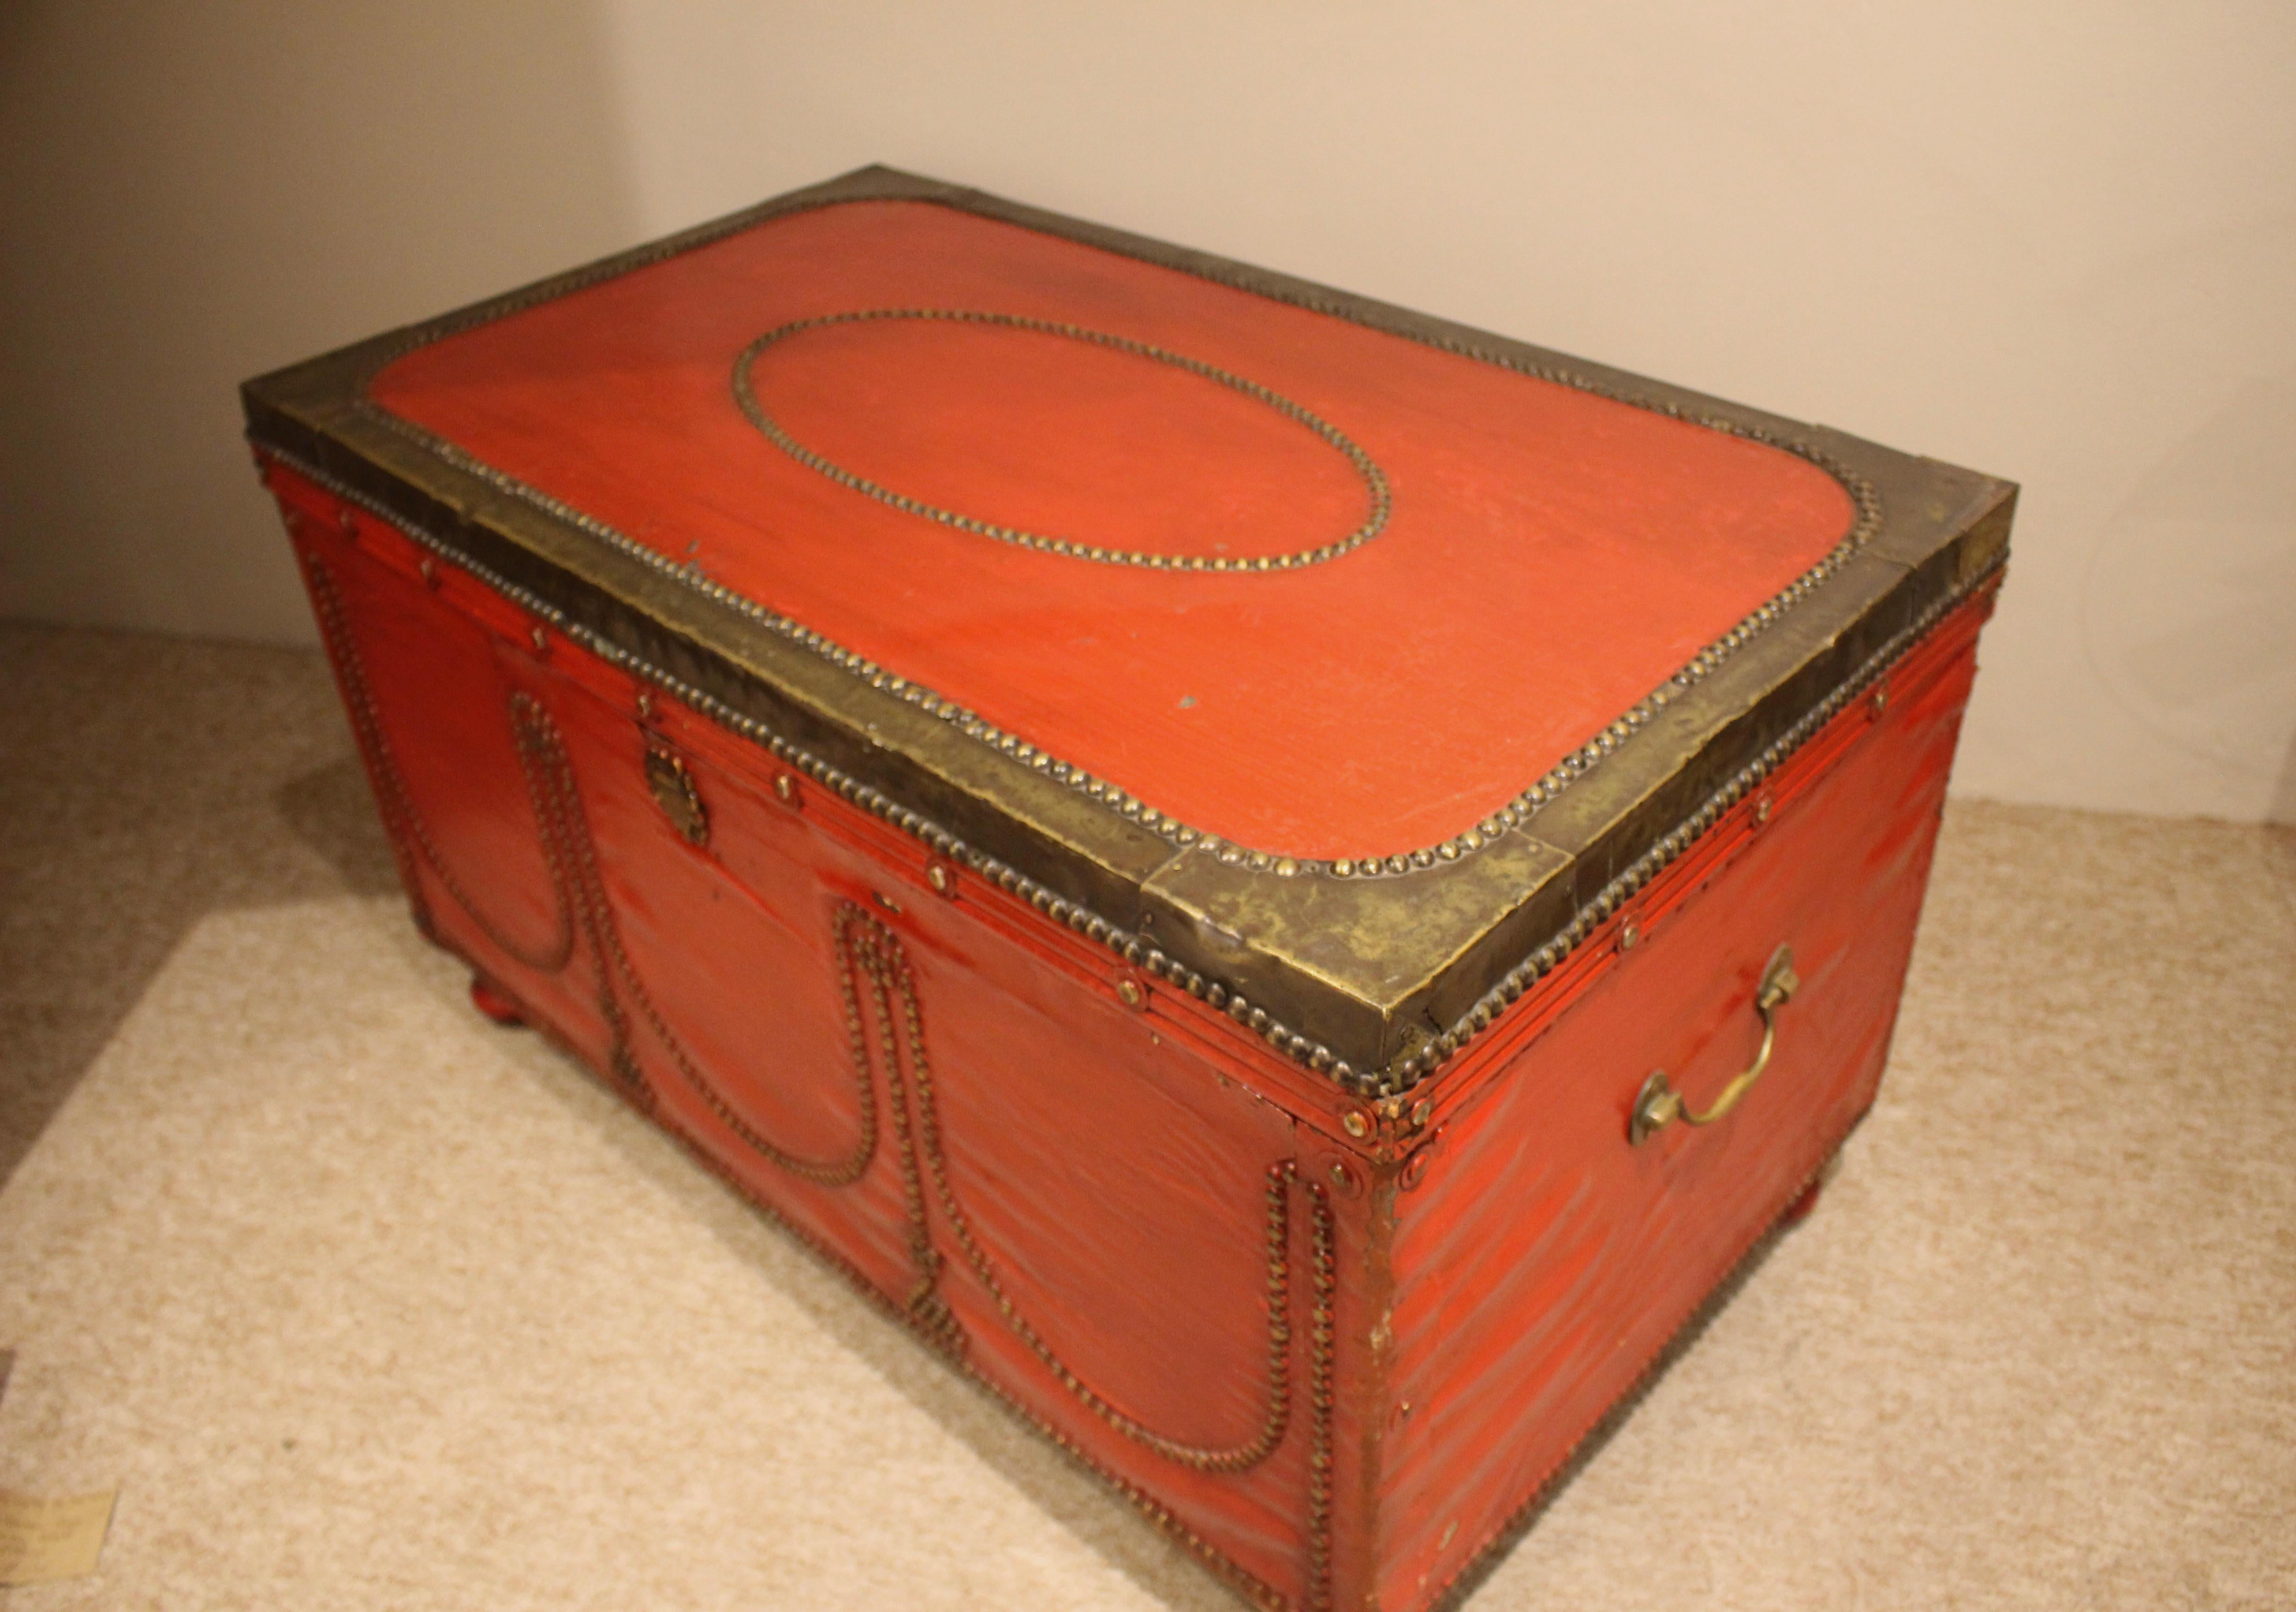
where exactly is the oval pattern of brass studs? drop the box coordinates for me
[731,308,1393,572]
[643,747,709,847]
[356,195,1888,893]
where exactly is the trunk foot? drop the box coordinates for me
[470,977,526,1027]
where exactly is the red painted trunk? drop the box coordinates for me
[245,167,2011,1612]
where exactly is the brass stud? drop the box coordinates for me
[1870,683,1890,718]
[872,891,901,914]
[774,773,798,806]
[925,862,952,896]
[1619,918,1640,952]
[1341,1110,1370,1139]
[1753,796,1773,827]
[529,625,548,653]
[635,690,655,722]
[417,556,438,589]
[1410,1099,1433,1129]
[1116,977,1146,1010]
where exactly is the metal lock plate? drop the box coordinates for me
[643,747,709,847]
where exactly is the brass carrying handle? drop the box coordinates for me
[1630,945,1801,1145]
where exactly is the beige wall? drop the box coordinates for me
[0,2,638,640]
[4,3,2290,821]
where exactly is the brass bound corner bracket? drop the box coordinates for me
[1630,945,1801,1145]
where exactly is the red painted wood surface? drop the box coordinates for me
[368,199,1854,861]
[264,455,1989,1612]
[278,468,1324,1604]
[1376,598,1985,1611]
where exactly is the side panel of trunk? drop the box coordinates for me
[1377,597,1986,1612]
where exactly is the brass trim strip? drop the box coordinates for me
[1406,566,1994,1094]
[733,308,1393,572]
[268,445,1996,1101]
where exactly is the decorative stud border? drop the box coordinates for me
[618,1097,1301,1612]
[838,902,1306,1475]
[733,308,1392,572]
[262,445,1996,1102]
[314,542,1339,1597]
[336,177,1884,878]
[301,554,575,976]
[313,592,1340,1599]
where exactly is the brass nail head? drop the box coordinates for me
[872,891,901,914]
[1870,683,1890,717]
[1753,796,1773,827]
[1341,1110,1370,1139]
[1619,918,1640,951]
[529,625,548,653]
[417,556,438,589]
[636,690,655,721]
[926,863,952,896]
[1115,977,1145,1009]
[774,774,798,805]
[1410,1099,1433,1128]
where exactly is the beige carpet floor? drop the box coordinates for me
[1,621,2291,1611]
